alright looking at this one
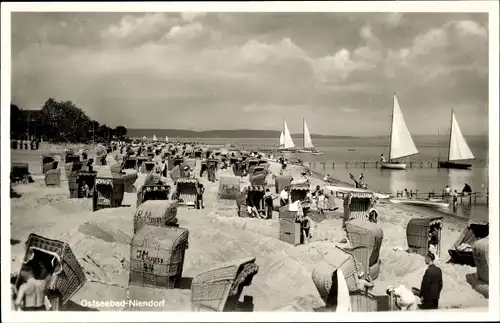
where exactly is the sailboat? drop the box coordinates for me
[165,135,169,142]
[381,94,419,170]
[279,120,296,152]
[438,110,474,169]
[297,118,323,155]
[153,134,157,141]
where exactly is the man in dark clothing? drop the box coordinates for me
[462,183,472,195]
[419,252,443,310]
[264,189,275,220]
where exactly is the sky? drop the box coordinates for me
[11,12,489,136]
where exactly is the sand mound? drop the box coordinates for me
[78,221,132,245]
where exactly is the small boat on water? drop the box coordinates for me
[381,94,419,170]
[153,134,157,141]
[278,120,297,152]
[438,110,475,169]
[389,198,449,208]
[297,118,323,155]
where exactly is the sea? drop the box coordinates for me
[161,135,490,222]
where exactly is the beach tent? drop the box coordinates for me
[191,257,259,312]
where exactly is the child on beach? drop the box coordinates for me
[196,183,205,210]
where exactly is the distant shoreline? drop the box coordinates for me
[127,129,488,141]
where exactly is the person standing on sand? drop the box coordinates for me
[444,185,451,196]
[196,183,205,209]
[264,189,276,219]
[418,252,443,310]
[462,183,472,195]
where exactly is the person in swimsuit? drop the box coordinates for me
[14,260,50,311]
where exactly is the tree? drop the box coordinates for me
[40,98,92,142]
[10,104,26,139]
[115,125,128,139]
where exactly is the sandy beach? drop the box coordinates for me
[9,144,488,312]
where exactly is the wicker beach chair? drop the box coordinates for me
[473,237,489,283]
[218,176,241,200]
[343,191,376,223]
[133,200,179,234]
[92,166,125,211]
[311,246,361,301]
[137,184,171,207]
[406,216,443,258]
[122,171,139,193]
[11,163,30,184]
[15,233,87,311]
[123,156,137,170]
[345,219,384,281]
[175,178,199,208]
[191,257,259,312]
[448,220,489,266]
[41,154,56,174]
[290,183,310,203]
[278,205,302,245]
[129,225,189,289]
[237,185,266,218]
[184,158,196,172]
[44,169,61,187]
[67,170,97,199]
[140,161,155,174]
[249,166,267,186]
[275,175,292,194]
[246,158,259,172]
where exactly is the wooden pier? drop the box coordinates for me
[394,190,489,205]
[307,160,452,169]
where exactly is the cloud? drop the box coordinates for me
[11,12,489,136]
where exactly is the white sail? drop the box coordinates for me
[279,131,285,147]
[283,120,295,149]
[165,136,169,142]
[303,118,314,149]
[153,134,157,141]
[389,95,419,160]
[448,111,475,161]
